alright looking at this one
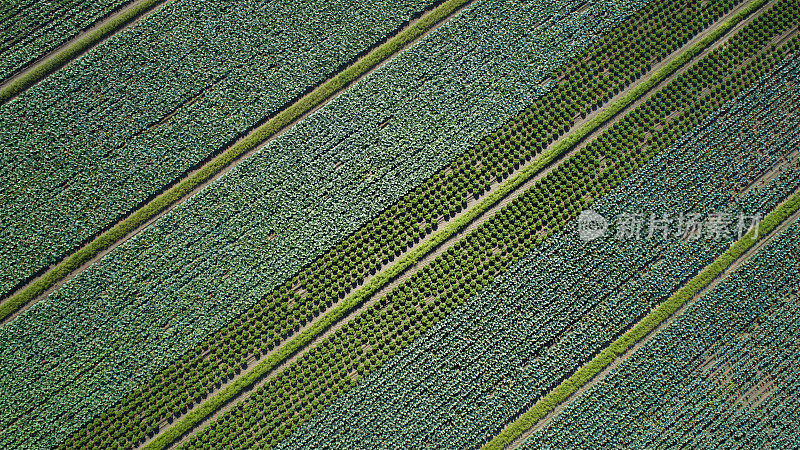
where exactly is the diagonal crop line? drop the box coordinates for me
[0,0,474,324]
[143,1,768,447]
[0,0,173,105]
[482,191,800,450]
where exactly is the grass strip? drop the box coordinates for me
[482,191,800,450]
[0,0,472,323]
[0,0,170,105]
[144,1,766,447]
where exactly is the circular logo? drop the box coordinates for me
[578,210,608,242]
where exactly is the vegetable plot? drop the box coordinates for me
[0,0,134,83]
[523,223,800,448]
[0,0,440,300]
[279,49,800,449]
[2,1,650,448]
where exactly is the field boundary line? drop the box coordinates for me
[482,191,800,448]
[0,0,474,324]
[0,0,174,105]
[142,2,768,447]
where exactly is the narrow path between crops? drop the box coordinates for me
[505,191,800,450]
[0,0,175,103]
[152,4,763,447]
[0,0,474,326]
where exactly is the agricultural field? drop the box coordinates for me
[0,0,135,82]
[521,221,800,448]
[1,0,798,448]
[284,49,800,448]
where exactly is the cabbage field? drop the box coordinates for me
[278,37,800,450]
[522,222,800,448]
[0,0,443,300]
[0,0,134,82]
[2,0,799,448]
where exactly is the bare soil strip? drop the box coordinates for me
[505,197,800,450]
[148,3,763,448]
[0,0,473,325]
[0,0,175,104]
